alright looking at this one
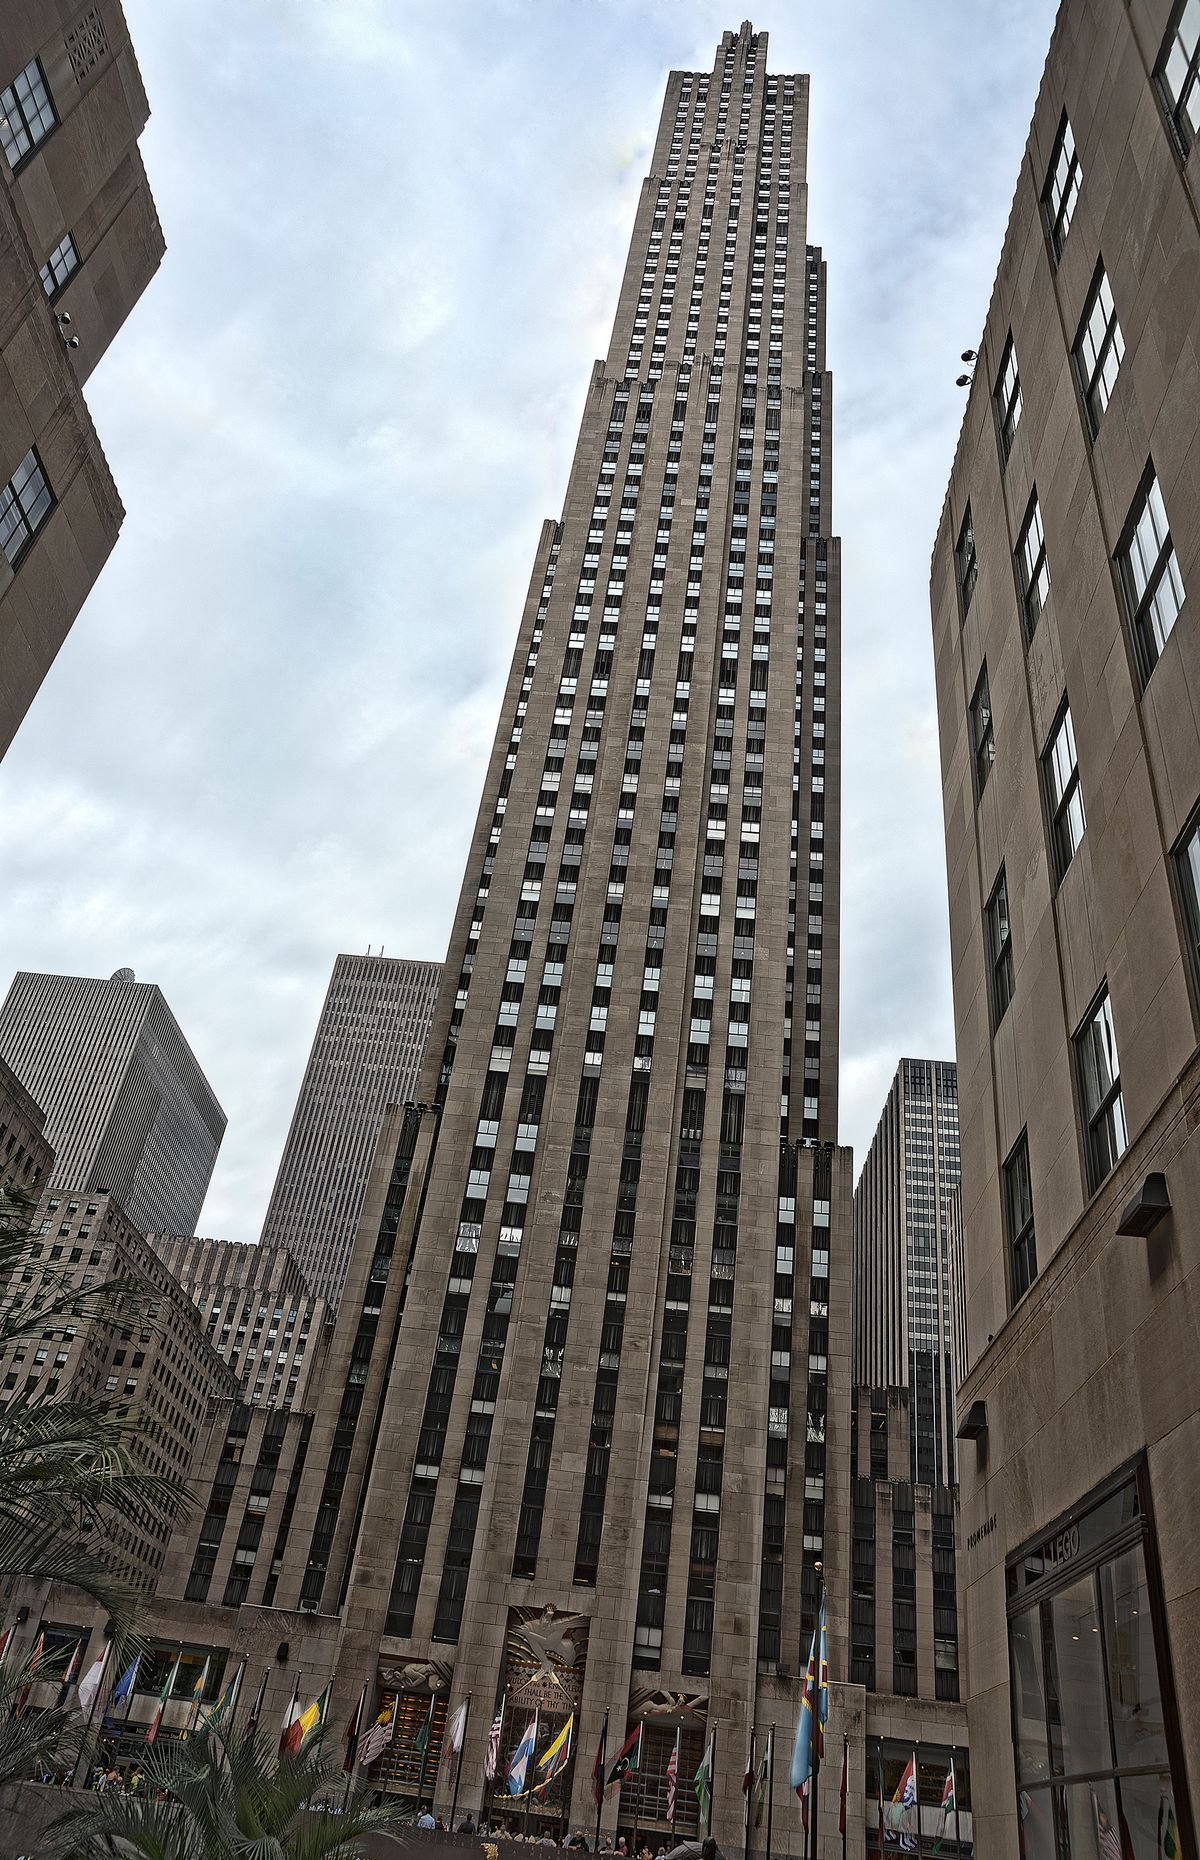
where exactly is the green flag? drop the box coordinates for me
[694,1733,715,1822]
[414,1696,435,1756]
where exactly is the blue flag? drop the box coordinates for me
[507,1717,538,1796]
[110,1657,140,1706]
[790,1620,819,1793]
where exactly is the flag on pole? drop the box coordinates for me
[666,1729,680,1823]
[56,1639,82,1708]
[889,1755,918,1853]
[444,1700,468,1762]
[1159,1795,1182,1860]
[507,1716,538,1796]
[278,1677,301,1758]
[105,1655,140,1727]
[694,1733,715,1825]
[14,1631,44,1717]
[413,1695,435,1760]
[930,1762,955,1852]
[0,1624,14,1668]
[754,1732,772,1830]
[342,1684,368,1775]
[283,1684,332,1759]
[202,1662,243,1734]
[246,1670,268,1736]
[536,1714,574,1790]
[606,1722,642,1787]
[77,1643,111,1718]
[817,1593,830,1758]
[591,1709,608,1808]
[485,1695,506,1781]
[877,1752,887,1856]
[359,1697,398,1768]
[145,1650,182,1746]
[790,1618,819,1795]
[184,1656,210,1732]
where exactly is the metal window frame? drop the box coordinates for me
[1074,983,1125,1190]
[0,446,55,570]
[1072,260,1123,437]
[986,865,1014,1026]
[970,661,995,800]
[956,504,978,619]
[1003,1129,1037,1303]
[1016,491,1049,640]
[0,57,57,171]
[1041,111,1082,261]
[994,336,1023,462]
[1042,697,1085,882]
[39,230,80,302]
[1118,464,1184,684]
[1156,0,1200,153]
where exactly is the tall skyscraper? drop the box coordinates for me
[294,21,853,1844]
[258,953,441,1302]
[853,1058,960,1486]
[931,0,1200,1844]
[0,968,225,1234]
[149,1233,327,1410]
[0,0,163,759]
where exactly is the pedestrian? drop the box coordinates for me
[457,1814,477,1834]
[417,1806,437,1830]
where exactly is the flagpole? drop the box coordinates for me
[523,1710,540,1839]
[745,1725,756,1860]
[69,1640,111,1788]
[488,1690,507,1831]
[808,1719,819,1860]
[593,1707,609,1851]
[912,1748,920,1860]
[342,1682,368,1811]
[415,1696,433,1809]
[449,1690,471,1831]
[951,1754,960,1859]
[764,1726,775,1860]
[840,1735,848,1860]
[708,1720,718,1837]
[630,1720,643,1858]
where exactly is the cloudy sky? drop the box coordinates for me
[0,0,1058,1242]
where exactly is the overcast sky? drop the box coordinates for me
[0,0,1058,1242]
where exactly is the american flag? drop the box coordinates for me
[666,1730,679,1823]
[484,1696,505,1780]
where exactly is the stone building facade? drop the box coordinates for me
[0,0,163,758]
[930,0,1200,1849]
[258,953,441,1304]
[0,1053,53,1206]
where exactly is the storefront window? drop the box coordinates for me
[1006,1466,1190,1860]
[868,1737,972,1856]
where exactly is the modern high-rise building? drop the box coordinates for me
[0,0,163,759]
[258,953,441,1303]
[149,1233,327,1410]
[290,21,855,1847]
[931,0,1200,1846]
[853,1059,960,1487]
[0,968,226,1235]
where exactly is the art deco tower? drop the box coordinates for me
[286,23,853,1847]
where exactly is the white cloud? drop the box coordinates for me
[0,0,1058,1236]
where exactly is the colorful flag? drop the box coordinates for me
[1159,1796,1182,1860]
[145,1650,182,1746]
[56,1639,82,1707]
[694,1732,715,1824]
[485,1696,506,1782]
[754,1731,772,1830]
[445,1699,468,1760]
[245,1670,268,1736]
[889,1755,918,1853]
[790,1618,819,1794]
[413,1695,435,1760]
[359,1697,398,1768]
[184,1656,210,1732]
[278,1678,301,1758]
[14,1631,44,1717]
[536,1713,574,1789]
[283,1683,331,1759]
[743,1729,755,1801]
[666,1728,679,1823]
[0,1623,14,1669]
[105,1655,140,1727]
[606,1722,642,1787]
[931,1762,955,1852]
[591,1709,608,1808]
[877,1753,887,1855]
[507,1716,538,1796]
[202,1662,243,1733]
[343,1684,368,1775]
[77,1644,112,1719]
[816,1593,829,1757]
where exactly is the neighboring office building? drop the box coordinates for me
[258,953,441,1303]
[0,1052,53,1204]
[0,1187,239,1591]
[931,0,1200,1847]
[0,968,226,1235]
[853,1059,961,1487]
[149,1232,327,1410]
[0,0,164,759]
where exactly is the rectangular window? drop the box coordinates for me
[0,448,54,568]
[987,867,1015,1026]
[39,232,79,300]
[0,59,57,170]
[1073,265,1124,435]
[1119,468,1185,681]
[1004,1132,1037,1302]
[956,505,978,618]
[1158,0,1200,151]
[994,336,1023,462]
[1042,114,1082,261]
[1076,986,1127,1189]
[1043,700,1085,879]
[1174,803,1200,992]
[1016,492,1050,640]
[970,663,995,798]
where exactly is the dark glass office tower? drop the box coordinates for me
[283,22,852,1848]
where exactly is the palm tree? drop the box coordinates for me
[51,1723,412,1859]
[0,1184,188,1638]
